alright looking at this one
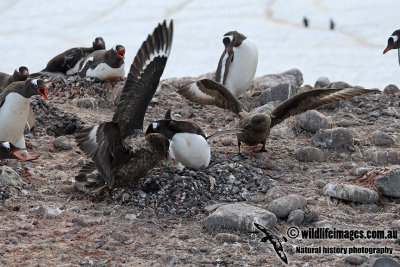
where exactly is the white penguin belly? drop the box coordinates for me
[86,63,125,80]
[225,39,258,97]
[0,93,30,144]
[66,59,82,75]
[170,133,211,170]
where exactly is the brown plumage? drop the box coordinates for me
[75,20,173,194]
[178,79,380,157]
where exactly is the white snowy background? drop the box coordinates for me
[1,0,400,89]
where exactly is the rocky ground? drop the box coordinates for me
[1,70,400,266]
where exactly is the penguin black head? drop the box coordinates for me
[384,30,400,54]
[145,120,175,139]
[0,141,24,160]
[93,37,105,50]
[222,31,247,52]
[112,45,125,59]
[25,79,48,100]
[13,66,29,81]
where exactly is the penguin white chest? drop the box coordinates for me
[225,39,258,97]
[170,133,211,170]
[86,63,125,80]
[66,59,82,75]
[0,93,30,143]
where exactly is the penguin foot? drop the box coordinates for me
[20,153,39,161]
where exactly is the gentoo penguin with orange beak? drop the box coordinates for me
[0,66,29,91]
[0,79,48,160]
[40,37,106,75]
[383,30,400,65]
[0,141,25,160]
[215,31,258,97]
[78,45,125,80]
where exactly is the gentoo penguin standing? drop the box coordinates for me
[40,37,106,75]
[0,79,48,160]
[215,31,258,97]
[75,21,173,194]
[383,30,400,64]
[0,141,24,160]
[0,66,29,91]
[77,45,125,80]
[179,79,380,157]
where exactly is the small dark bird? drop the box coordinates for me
[330,19,335,30]
[40,37,105,75]
[178,79,380,157]
[0,141,24,160]
[145,110,244,169]
[77,45,125,80]
[383,30,400,66]
[0,79,48,160]
[303,16,309,27]
[75,20,173,194]
[254,223,288,264]
[0,67,29,91]
[215,31,258,97]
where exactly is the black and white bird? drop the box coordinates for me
[77,45,125,80]
[40,37,106,75]
[75,20,173,194]
[0,79,48,160]
[146,110,244,169]
[254,223,288,264]
[0,67,29,91]
[0,141,25,160]
[215,31,258,97]
[179,79,380,157]
[383,30,400,65]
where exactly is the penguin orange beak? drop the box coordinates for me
[383,45,393,54]
[225,46,230,53]
[11,148,26,161]
[38,87,48,100]
[23,72,29,76]
[118,49,125,59]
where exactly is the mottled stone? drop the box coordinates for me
[375,170,400,198]
[53,136,73,151]
[73,97,98,109]
[215,233,242,243]
[323,183,379,203]
[267,194,307,219]
[383,84,400,94]
[287,210,305,226]
[361,257,400,267]
[296,110,332,133]
[372,130,394,147]
[260,83,297,105]
[280,68,303,86]
[314,76,330,88]
[345,255,367,265]
[0,166,24,187]
[312,127,353,152]
[296,147,326,162]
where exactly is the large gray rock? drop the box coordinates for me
[314,76,330,88]
[375,170,400,198]
[280,68,303,86]
[366,149,400,165]
[345,255,368,265]
[252,74,298,92]
[267,194,307,219]
[260,83,297,105]
[53,136,73,151]
[0,166,24,187]
[296,147,325,162]
[204,203,277,233]
[328,81,351,89]
[73,97,98,109]
[323,183,379,203]
[372,130,395,147]
[296,110,332,133]
[287,209,305,226]
[383,84,400,94]
[312,127,353,152]
[265,186,288,202]
[361,257,400,267]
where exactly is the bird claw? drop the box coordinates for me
[235,152,248,159]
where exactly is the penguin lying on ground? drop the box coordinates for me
[179,79,380,157]
[77,45,125,80]
[145,109,243,169]
[215,31,258,97]
[39,37,106,75]
[0,79,48,160]
[75,20,173,194]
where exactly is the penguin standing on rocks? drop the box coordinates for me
[215,31,258,97]
[0,141,24,160]
[40,37,106,75]
[0,79,48,160]
[179,79,380,157]
[75,20,173,194]
[146,110,243,169]
[77,45,125,80]
[383,30,400,65]
[0,67,29,90]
